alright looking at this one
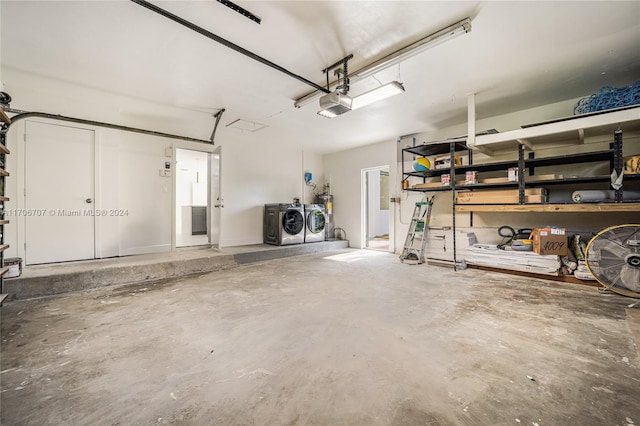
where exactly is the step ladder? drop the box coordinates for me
[399,195,434,264]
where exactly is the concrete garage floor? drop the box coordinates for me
[1,249,640,425]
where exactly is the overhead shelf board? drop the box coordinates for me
[469,106,640,154]
[408,129,498,157]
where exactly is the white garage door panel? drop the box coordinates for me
[25,121,95,264]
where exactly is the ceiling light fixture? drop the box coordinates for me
[296,17,471,109]
[351,81,405,110]
[317,82,405,118]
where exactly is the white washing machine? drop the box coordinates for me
[263,203,305,245]
[304,204,326,243]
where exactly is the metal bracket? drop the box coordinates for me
[209,108,226,144]
[322,54,353,94]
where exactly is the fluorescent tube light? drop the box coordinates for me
[316,82,404,118]
[351,81,405,110]
[295,17,471,108]
[352,18,471,81]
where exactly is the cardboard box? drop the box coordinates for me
[4,257,22,278]
[530,228,568,255]
[624,155,640,175]
[455,188,547,204]
[479,177,510,184]
[525,194,546,203]
[434,155,462,169]
[412,182,442,189]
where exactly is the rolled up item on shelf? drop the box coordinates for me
[572,190,640,203]
[574,270,596,281]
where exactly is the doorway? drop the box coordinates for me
[175,148,210,247]
[24,121,96,264]
[362,166,392,251]
[209,146,222,249]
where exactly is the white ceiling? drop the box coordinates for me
[2,1,640,154]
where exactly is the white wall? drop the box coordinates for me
[2,67,214,140]
[324,141,397,248]
[111,131,174,256]
[214,129,323,246]
[303,151,325,205]
[2,68,325,254]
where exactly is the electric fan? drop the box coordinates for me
[586,224,640,298]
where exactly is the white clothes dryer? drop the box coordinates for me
[304,204,326,243]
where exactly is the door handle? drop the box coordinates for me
[85,198,93,204]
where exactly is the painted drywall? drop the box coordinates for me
[216,131,324,246]
[324,141,397,248]
[302,152,325,205]
[2,67,214,140]
[110,130,174,256]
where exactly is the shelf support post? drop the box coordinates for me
[613,129,623,202]
[518,145,525,204]
[451,141,457,271]
[467,94,476,149]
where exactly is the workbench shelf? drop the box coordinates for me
[400,106,640,274]
[455,202,640,213]
[525,149,614,168]
[402,130,637,204]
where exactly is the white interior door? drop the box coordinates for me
[25,121,95,264]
